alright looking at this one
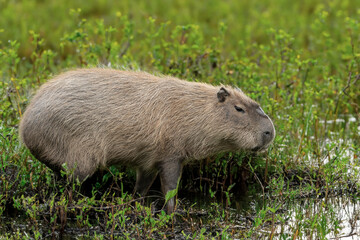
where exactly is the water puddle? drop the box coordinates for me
[183,191,360,239]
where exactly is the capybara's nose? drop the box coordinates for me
[263,129,274,145]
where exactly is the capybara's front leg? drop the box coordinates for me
[159,158,183,214]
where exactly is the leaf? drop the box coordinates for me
[165,188,178,203]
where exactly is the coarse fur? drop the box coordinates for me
[20,68,275,212]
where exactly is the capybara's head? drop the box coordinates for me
[216,87,275,152]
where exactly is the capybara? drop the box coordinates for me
[19,68,275,213]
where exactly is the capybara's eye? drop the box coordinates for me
[234,106,245,113]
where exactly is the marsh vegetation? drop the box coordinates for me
[1,0,359,239]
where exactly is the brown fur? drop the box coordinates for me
[19,68,275,212]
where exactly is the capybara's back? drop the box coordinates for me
[20,69,183,179]
[20,68,275,212]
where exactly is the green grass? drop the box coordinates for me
[1,0,360,239]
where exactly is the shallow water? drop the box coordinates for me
[183,190,360,239]
[273,196,360,239]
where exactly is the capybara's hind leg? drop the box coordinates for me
[134,168,158,196]
[64,147,99,183]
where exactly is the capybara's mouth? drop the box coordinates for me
[251,144,270,153]
[251,146,262,152]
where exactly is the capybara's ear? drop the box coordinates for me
[217,87,230,102]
